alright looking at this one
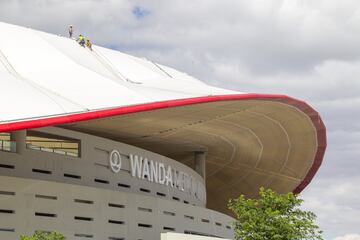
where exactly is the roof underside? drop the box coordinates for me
[56,96,326,215]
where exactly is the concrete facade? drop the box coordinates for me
[0,127,234,240]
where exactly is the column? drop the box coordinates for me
[10,130,26,154]
[194,151,206,180]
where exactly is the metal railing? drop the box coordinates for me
[26,144,78,157]
[0,140,16,153]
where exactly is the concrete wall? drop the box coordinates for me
[0,127,234,240]
[0,176,233,240]
[0,126,206,206]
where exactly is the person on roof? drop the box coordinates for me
[68,25,73,38]
[77,34,85,47]
[86,39,93,51]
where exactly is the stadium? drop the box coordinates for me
[0,22,326,240]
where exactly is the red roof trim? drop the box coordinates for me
[0,93,326,193]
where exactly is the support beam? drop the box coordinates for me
[194,151,206,180]
[10,130,26,154]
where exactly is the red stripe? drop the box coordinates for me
[0,93,326,193]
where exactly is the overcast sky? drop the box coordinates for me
[0,1,359,239]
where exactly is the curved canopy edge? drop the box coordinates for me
[0,93,326,194]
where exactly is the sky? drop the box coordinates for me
[0,0,359,239]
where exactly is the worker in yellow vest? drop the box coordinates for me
[86,39,93,51]
[77,34,85,47]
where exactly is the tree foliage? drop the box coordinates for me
[228,187,323,240]
[20,230,65,240]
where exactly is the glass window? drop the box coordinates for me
[0,132,16,152]
[26,131,81,157]
[0,132,10,141]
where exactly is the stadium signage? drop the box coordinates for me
[109,150,122,173]
[109,150,205,201]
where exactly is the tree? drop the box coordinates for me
[20,230,65,240]
[228,187,323,240]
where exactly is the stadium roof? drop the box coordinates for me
[0,22,326,215]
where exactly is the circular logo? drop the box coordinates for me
[109,150,122,173]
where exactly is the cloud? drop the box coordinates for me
[301,174,360,239]
[334,234,360,240]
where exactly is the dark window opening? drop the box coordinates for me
[64,173,81,179]
[118,183,130,188]
[156,192,166,197]
[163,211,175,216]
[94,178,109,184]
[139,188,150,193]
[163,227,175,231]
[35,194,57,200]
[32,169,52,175]
[0,191,15,196]
[74,199,93,204]
[35,230,51,234]
[35,212,57,218]
[0,209,14,214]
[74,216,93,221]
[108,203,125,209]
[0,164,15,169]
[138,223,152,228]
[108,220,125,225]
[138,207,152,212]
[74,233,93,238]
[0,228,15,232]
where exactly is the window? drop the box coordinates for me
[26,131,81,157]
[35,194,57,200]
[74,199,93,204]
[0,132,16,153]
[108,203,125,209]
[156,192,166,197]
[201,219,210,223]
[163,227,175,231]
[74,216,93,221]
[139,188,150,193]
[138,207,152,213]
[74,233,93,238]
[108,220,125,225]
[163,211,175,216]
[35,212,57,218]
[138,223,152,228]
[0,191,15,196]
[0,228,15,232]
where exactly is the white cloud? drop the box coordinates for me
[335,234,360,240]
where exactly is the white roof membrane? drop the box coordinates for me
[0,21,241,123]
